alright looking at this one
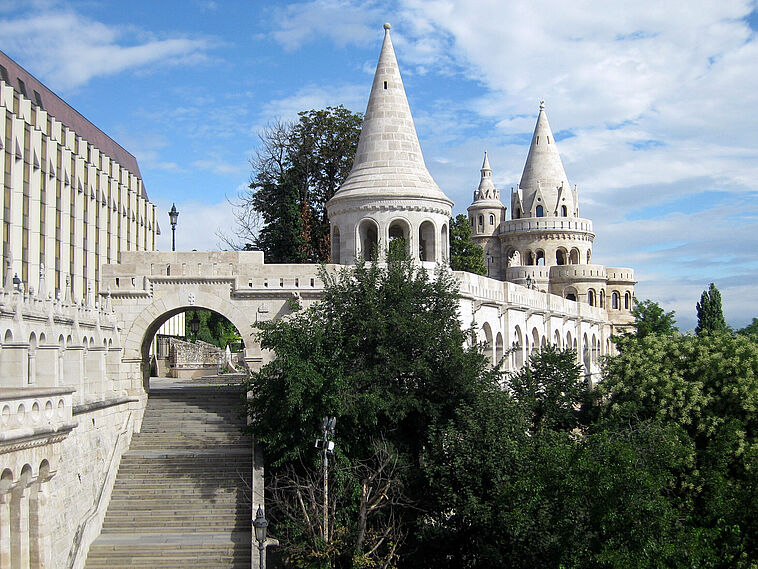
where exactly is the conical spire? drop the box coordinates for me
[473,151,500,203]
[519,101,570,193]
[328,23,452,206]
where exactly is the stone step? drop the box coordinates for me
[84,388,252,569]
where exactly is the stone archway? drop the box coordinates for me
[118,290,260,391]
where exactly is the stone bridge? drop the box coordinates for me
[101,250,334,393]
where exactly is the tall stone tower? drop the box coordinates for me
[502,100,595,292]
[468,101,635,326]
[326,23,454,265]
[467,152,506,277]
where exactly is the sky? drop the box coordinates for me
[1,0,757,330]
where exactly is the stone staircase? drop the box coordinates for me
[84,386,253,568]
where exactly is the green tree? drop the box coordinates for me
[630,298,678,338]
[247,245,496,567]
[229,106,363,262]
[696,282,729,336]
[600,332,758,566]
[449,214,486,275]
[508,345,587,432]
[737,318,758,340]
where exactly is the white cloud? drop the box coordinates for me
[0,9,212,91]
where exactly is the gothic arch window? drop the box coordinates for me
[513,326,523,368]
[561,205,567,216]
[536,205,544,217]
[482,322,494,364]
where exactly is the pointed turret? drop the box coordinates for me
[514,101,576,218]
[327,23,452,205]
[327,24,453,265]
[468,152,506,264]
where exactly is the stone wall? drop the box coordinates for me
[0,283,144,569]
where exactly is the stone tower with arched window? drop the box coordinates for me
[467,152,506,278]
[326,24,453,265]
[469,101,635,326]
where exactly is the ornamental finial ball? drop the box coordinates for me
[384,22,391,30]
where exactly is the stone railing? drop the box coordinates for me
[501,216,594,234]
[0,388,76,449]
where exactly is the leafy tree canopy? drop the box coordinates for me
[449,214,486,275]
[247,246,497,567]
[228,106,362,263]
[696,282,729,336]
[630,298,678,338]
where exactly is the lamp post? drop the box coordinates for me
[315,416,336,542]
[168,203,179,251]
[253,505,268,569]
[189,312,200,338]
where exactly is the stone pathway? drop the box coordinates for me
[84,385,252,568]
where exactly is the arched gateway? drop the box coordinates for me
[102,250,331,392]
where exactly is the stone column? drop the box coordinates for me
[0,488,12,569]
[28,473,52,569]
[10,479,30,569]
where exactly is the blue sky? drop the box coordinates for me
[1,0,757,330]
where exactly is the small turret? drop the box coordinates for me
[467,152,506,277]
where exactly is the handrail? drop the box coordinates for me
[66,410,133,569]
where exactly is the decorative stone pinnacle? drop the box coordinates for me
[384,22,391,30]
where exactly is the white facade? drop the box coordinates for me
[0,50,159,303]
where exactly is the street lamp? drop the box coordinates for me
[168,203,179,251]
[253,505,268,569]
[189,312,200,337]
[315,416,336,542]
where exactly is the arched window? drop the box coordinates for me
[561,205,567,216]
[331,227,341,264]
[624,292,631,309]
[586,250,592,263]
[588,289,596,306]
[599,289,605,308]
[612,291,620,309]
[419,221,435,262]
[359,219,379,260]
[489,214,495,226]
[478,215,483,226]
[536,205,544,217]
[536,251,545,266]
[569,248,580,264]
[556,249,566,265]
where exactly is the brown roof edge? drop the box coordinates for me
[0,49,151,201]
